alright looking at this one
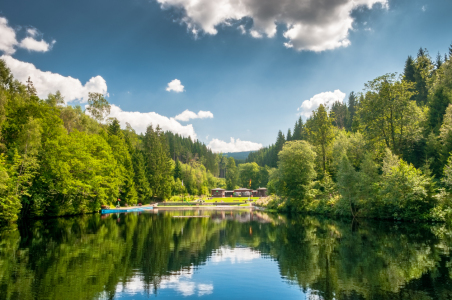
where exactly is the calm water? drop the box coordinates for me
[1,209,452,300]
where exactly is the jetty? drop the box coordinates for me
[101,205,155,214]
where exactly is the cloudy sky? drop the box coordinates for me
[1,0,451,152]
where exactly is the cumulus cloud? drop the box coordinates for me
[156,0,387,51]
[211,247,261,264]
[19,37,55,52]
[166,79,185,92]
[107,105,198,139]
[297,89,346,118]
[116,269,213,297]
[174,109,214,121]
[0,17,54,54]
[0,17,18,54]
[208,137,262,153]
[2,55,107,103]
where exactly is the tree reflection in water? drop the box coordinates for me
[1,210,452,299]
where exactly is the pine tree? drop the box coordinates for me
[286,128,292,141]
[292,116,304,140]
[347,92,357,131]
[449,42,452,58]
[413,48,433,105]
[403,56,416,82]
[107,119,137,205]
[306,104,335,173]
[143,125,173,200]
[272,131,285,167]
[132,150,151,203]
[174,158,182,180]
[436,52,443,69]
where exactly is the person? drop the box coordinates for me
[116,199,121,208]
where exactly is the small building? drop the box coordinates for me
[225,190,234,197]
[211,188,225,198]
[233,188,253,197]
[256,188,267,197]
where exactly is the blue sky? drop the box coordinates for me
[1,0,451,152]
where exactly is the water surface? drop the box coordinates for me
[1,209,452,299]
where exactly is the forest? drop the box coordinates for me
[0,58,273,224]
[251,44,452,222]
[0,59,231,224]
[2,43,452,224]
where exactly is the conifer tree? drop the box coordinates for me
[272,131,286,167]
[143,125,173,200]
[132,150,151,203]
[174,158,182,180]
[436,52,443,69]
[403,56,416,82]
[347,92,357,131]
[107,119,137,204]
[286,129,292,141]
[413,48,433,105]
[306,104,335,173]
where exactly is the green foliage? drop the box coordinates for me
[379,152,436,221]
[39,130,121,215]
[238,162,260,189]
[359,74,423,156]
[225,157,238,190]
[306,104,335,172]
[143,125,173,200]
[277,140,317,204]
[428,58,452,132]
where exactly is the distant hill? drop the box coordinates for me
[223,151,253,161]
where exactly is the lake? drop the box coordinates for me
[1,209,452,299]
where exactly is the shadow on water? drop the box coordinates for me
[1,209,452,299]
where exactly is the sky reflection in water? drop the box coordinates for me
[1,209,452,300]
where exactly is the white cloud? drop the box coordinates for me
[19,37,55,52]
[116,268,213,297]
[26,28,38,37]
[174,109,214,121]
[1,55,107,103]
[297,89,346,118]
[421,5,426,12]
[211,247,261,264]
[0,17,18,55]
[156,0,387,52]
[0,17,54,54]
[107,104,198,139]
[197,284,214,296]
[208,137,262,153]
[166,79,185,92]
[249,30,262,38]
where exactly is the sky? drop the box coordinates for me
[1,0,451,152]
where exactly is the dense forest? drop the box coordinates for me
[0,60,232,224]
[2,42,452,224]
[253,44,452,222]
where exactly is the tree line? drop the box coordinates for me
[256,44,452,221]
[0,60,227,224]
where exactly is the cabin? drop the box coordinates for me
[256,187,268,197]
[211,188,225,198]
[233,188,253,197]
[211,187,268,197]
